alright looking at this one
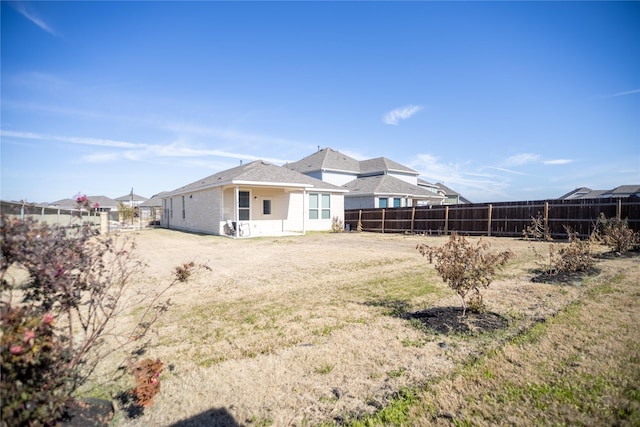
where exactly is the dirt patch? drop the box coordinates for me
[410,307,508,335]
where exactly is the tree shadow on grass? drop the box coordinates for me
[365,299,508,336]
[167,408,240,427]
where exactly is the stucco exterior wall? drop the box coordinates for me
[388,172,418,185]
[161,188,222,235]
[305,192,345,231]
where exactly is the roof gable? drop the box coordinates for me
[286,148,361,174]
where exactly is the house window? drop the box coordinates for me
[393,198,401,208]
[309,194,318,219]
[170,198,173,218]
[263,200,271,215]
[379,197,388,208]
[239,191,250,221]
[309,193,331,220]
[182,196,186,219]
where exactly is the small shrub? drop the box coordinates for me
[596,213,639,254]
[522,212,551,241]
[416,233,513,316]
[331,216,344,233]
[131,358,163,407]
[533,226,595,276]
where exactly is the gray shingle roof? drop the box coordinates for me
[50,195,118,209]
[559,185,640,199]
[286,148,418,177]
[286,148,361,174]
[359,157,418,176]
[342,175,444,199]
[115,193,149,202]
[166,160,347,196]
[610,185,640,196]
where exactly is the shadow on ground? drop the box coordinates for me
[167,408,240,427]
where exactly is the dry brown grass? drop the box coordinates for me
[80,230,636,426]
[410,260,640,426]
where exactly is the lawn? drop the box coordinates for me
[84,229,638,426]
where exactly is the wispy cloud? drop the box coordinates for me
[382,105,422,125]
[484,166,530,176]
[1,129,290,165]
[505,152,573,167]
[10,1,58,36]
[505,153,541,166]
[610,88,640,98]
[163,122,298,148]
[543,159,573,165]
[1,130,144,149]
[409,153,510,201]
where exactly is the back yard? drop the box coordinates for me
[88,229,638,426]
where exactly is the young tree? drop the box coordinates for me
[416,233,513,316]
[1,216,204,425]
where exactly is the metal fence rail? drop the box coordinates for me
[345,197,640,238]
[1,201,101,229]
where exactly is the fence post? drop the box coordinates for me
[617,198,622,220]
[488,204,493,237]
[444,206,449,235]
[100,212,109,234]
[358,209,362,231]
[381,208,385,233]
[544,201,549,237]
[411,207,416,234]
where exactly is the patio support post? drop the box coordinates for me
[234,186,239,238]
[302,190,307,234]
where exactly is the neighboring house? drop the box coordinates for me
[49,195,118,212]
[286,148,453,209]
[429,182,472,205]
[139,193,165,225]
[114,192,149,208]
[559,185,640,200]
[160,160,347,237]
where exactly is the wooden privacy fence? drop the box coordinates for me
[345,197,640,238]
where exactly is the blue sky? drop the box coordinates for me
[2,1,639,203]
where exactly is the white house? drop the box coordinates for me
[160,160,348,237]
